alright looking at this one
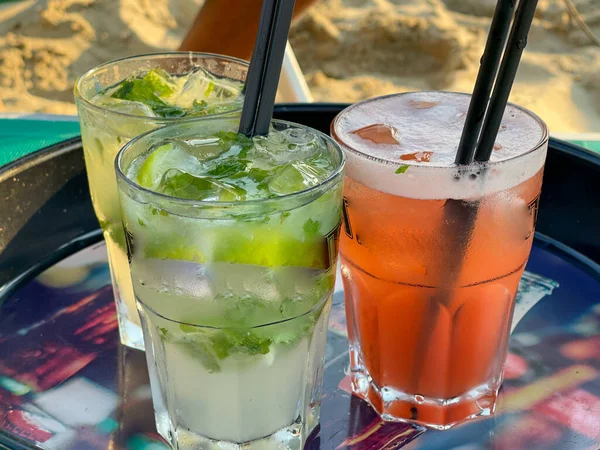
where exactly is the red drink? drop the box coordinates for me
[331,92,548,428]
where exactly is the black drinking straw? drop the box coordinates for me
[454,0,516,165]
[239,0,296,137]
[474,0,540,161]
[411,0,540,405]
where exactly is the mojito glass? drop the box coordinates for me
[331,92,548,429]
[74,53,248,350]
[115,117,345,449]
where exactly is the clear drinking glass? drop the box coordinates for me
[331,91,548,429]
[115,117,345,449]
[74,53,248,350]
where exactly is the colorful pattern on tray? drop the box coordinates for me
[0,240,599,450]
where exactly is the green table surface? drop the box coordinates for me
[0,119,80,167]
[0,118,599,169]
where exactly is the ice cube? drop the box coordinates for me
[93,96,157,118]
[281,127,318,146]
[268,165,307,195]
[350,123,399,145]
[174,67,240,109]
[178,137,223,161]
[268,161,327,195]
[253,129,321,165]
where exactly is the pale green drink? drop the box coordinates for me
[74,53,248,349]
[116,118,345,449]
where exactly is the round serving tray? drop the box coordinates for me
[0,104,599,450]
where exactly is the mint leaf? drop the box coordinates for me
[205,159,248,178]
[188,101,242,117]
[150,207,169,217]
[280,211,291,223]
[236,167,272,192]
[303,218,321,236]
[152,104,186,118]
[211,329,271,359]
[112,69,173,99]
[174,325,222,373]
[224,294,272,326]
[111,69,185,118]
[158,327,170,338]
[216,131,254,156]
[181,340,221,373]
[192,99,208,113]
[395,164,409,174]
[158,169,246,201]
[246,168,270,182]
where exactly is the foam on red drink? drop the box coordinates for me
[331,92,548,428]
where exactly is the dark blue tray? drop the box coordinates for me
[0,105,599,450]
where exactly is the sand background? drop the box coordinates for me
[0,0,599,132]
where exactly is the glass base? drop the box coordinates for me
[105,237,145,350]
[350,366,499,430]
[156,412,318,450]
[115,303,145,351]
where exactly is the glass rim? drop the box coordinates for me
[139,287,331,329]
[331,90,549,170]
[73,51,249,122]
[115,117,346,208]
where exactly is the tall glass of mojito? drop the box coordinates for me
[331,92,548,429]
[115,117,345,449]
[74,53,248,350]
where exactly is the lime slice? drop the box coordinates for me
[145,234,207,262]
[144,226,330,269]
[136,143,202,190]
[211,228,327,268]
